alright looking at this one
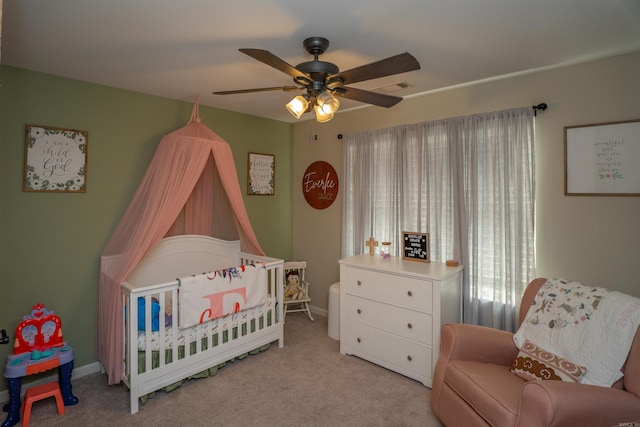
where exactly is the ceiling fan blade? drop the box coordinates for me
[329,52,420,85]
[335,86,403,108]
[213,86,301,95]
[239,48,311,82]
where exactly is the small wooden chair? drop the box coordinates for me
[283,261,313,321]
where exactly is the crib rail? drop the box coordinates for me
[120,256,283,414]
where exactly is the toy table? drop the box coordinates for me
[2,304,79,427]
[2,344,78,427]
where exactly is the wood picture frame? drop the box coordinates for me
[23,124,88,192]
[402,232,430,263]
[247,152,275,195]
[564,119,640,196]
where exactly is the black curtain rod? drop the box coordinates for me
[533,103,547,116]
[338,103,549,139]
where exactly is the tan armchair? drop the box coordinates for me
[431,278,640,427]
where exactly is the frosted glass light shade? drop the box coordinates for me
[286,95,309,119]
[316,90,340,114]
[314,104,334,122]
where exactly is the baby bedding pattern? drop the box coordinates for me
[138,295,274,351]
[514,278,640,387]
[178,263,266,329]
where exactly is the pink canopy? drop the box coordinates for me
[98,100,264,384]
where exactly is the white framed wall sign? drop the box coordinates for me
[564,119,640,196]
[247,152,275,195]
[24,124,88,193]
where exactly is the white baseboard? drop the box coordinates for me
[310,305,328,318]
[0,361,103,404]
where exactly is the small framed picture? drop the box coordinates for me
[24,124,88,192]
[402,232,430,263]
[247,152,275,195]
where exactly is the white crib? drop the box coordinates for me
[118,235,284,414]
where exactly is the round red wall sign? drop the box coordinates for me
[302,161,339,209]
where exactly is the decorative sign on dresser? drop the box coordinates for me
[339,254,463,387]
[402,232,429,262]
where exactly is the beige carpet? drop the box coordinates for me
[8,314,443,426]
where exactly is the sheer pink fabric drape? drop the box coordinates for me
[98,103,264,384]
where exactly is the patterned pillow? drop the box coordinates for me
[511,339,587,383]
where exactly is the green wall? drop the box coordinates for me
[0,65,293,379]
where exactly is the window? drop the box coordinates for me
[342,107,536,331]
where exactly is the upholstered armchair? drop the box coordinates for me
[431,278,640,427]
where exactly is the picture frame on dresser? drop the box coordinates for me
[402,232,429,262]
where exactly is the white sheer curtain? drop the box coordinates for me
[341,107,536,331]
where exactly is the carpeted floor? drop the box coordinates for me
[4,314,443,426]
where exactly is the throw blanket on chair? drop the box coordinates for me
[178,263,266,329]
[514,278,640,387]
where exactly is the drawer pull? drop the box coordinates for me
[357,337,362,343]
[357,280,362,286]
[407,323,413,329]
[407,355,413,362]
[357,308,362,314]
[407,290,413,297]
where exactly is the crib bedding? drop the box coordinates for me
[178,263,267,328]
[138,326,271,373]
[133,297,274,403]
[137,296,275,351]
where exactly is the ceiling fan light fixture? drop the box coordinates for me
[286,95,310,119]
[316,90,340,114]
[314,103,334,123]
[222,38,421,121]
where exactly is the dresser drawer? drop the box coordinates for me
[343,267,432,312]
[345,294,432,345]
[344,321,431,379]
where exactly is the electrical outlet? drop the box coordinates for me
[0,329,9,345]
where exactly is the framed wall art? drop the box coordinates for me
[24,124,88,193]
[402,231,430,263]
[247,152,275,195]
[564,119,640,196]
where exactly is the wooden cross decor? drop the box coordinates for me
[365,236,378,255]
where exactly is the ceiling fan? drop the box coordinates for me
[213,37,421,122]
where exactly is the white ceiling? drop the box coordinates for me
[2,0,640,123]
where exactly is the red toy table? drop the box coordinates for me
[2,305,78,427]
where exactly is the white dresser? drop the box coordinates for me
[339,254,463,387]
